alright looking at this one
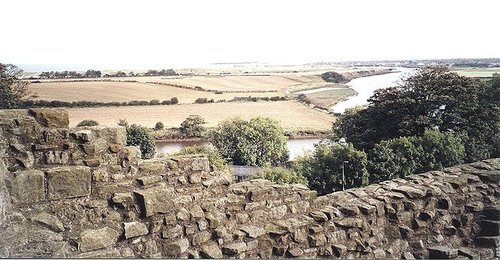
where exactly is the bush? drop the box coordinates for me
[126,124,155,159]
[76,119,99,127]
[252,167,307,185]
[154,122,164,130]
[321,71,347,83]
[210,117,289,167]
[368,129,465,183]
[170,97,179,104]
[149,99,160,105]
[180,115,206,138]
[294,143,369,195]
[174,144,229,171]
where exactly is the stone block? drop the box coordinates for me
[31,213,64,232]
[428,246,458,259]
[29,108,69,128]
[222,242,247,255]
[201,242,223,259]
[14,170,45,204]
[134,185,174,217]
[46,166,91,200]
[79,227,120,252]
[239,225,265,238]
[392,186,426,198]
[76,249,121,258]
[137,175,163,186]
[192,231,212,246]
[124,222,149,239]
[162,238,189,257]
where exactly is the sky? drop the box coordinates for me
[1,0,499,71]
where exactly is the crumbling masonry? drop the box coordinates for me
[0,108,498,258]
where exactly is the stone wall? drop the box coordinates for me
[0,108,498,259]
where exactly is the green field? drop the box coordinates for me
[451,67,500,78]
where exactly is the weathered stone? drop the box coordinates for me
[201,242,223,259]
[162,238,189,257]
[137,175,163,186]
[161,225,183,240]
[134,186,173,217]
[112,192,133,207]
[239,225,265,238]
[334,218,364,228]
[176,208,190,221]
[124,222,148,239]
[308,233,327,246]
[79,227,120,252]
[288,248,304,257]
[392,186,426,198]
[46,166,91,200]
[273,245,288,256]
[31,213,64,232]
[222,242,247,255]
[332,244,347,257]
[269,205,288,219]
[399,225,414,239]
[14,170,45,204]
[465,201,484,212]
[29,108,69,128]
[190,205,205,219]
[428,246,458,259]
[76,249,121,258]
[310,211,329,222]
[457,248,478,259]
[191,231,211,246]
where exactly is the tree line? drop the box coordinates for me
[36,68,178,79]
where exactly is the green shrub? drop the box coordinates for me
[154,122,164,130]
[76,119,99,127]
[252,167,307,185]
[126,124,155,159]
[175,144,229,171]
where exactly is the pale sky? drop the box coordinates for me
[1,0,499,71]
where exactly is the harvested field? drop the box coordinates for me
[306,88,356,110]
[133,74,322,92]
[67,101,335,131]
[29,81,280,103]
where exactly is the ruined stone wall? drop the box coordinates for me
[0,108,498,259]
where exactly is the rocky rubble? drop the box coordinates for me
[0,108,498,258]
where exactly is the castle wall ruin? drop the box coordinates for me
[0,108,498,258]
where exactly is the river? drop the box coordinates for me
[156,68,412,159]
[155,138,323,161]
[330,68,412,114]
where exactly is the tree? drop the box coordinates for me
[252,167,307,185]
[321,71,347,83]
[334,66,499,162]
[210,117,289,167]
[416,129,465,172]
[293,143,369,195]
[174,144,229,172]
[368,129,465,183]
[0,63,33,109]
[154,122,164,130]
[76,119,99,127]
[180,115,206,138]
[368,136,421,183]
[126,124,155,159]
